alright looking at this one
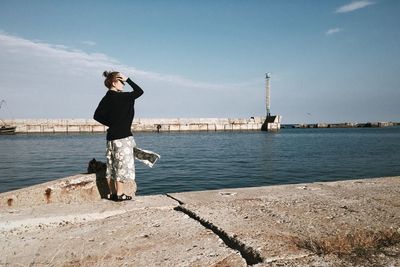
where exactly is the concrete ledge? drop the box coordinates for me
[1,176,399,266]
[0,174,137,209]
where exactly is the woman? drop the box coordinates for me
[94,71,148,201]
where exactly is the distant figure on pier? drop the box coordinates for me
[94,71,160,201]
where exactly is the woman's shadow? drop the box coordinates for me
[87,158,113,198]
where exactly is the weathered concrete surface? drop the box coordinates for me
[0,196,245,267]
[169,177,400,266]
[0,174,137,209]
[0,176,399,266]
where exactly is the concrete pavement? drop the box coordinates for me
[1,176,399,266]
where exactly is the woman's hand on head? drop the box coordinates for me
[118,73,128,82]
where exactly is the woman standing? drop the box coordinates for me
[94,71,145,201]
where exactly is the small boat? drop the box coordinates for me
[0,100,16,135]
[0,125,16,135]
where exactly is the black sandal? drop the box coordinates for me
[106,193,117,201]
[115,194,132,201]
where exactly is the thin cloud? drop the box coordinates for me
[335,1,375,13]
[0,32,237,89]
[326,28,342,35]
[82,40,96,46]
[0,32,264,118]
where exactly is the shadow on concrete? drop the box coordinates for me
[87,158,110,199]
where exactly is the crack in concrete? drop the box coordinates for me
[165,193,184,205]
[165,194,264,265]
[172,204,264,266]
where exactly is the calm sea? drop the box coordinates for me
[0,127,399,195]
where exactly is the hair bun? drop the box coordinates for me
[103,71,110,77]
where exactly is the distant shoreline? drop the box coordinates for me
[282,121,400,128]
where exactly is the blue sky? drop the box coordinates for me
[0,0,399,123]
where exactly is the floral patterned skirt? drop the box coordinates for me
[106,136,160,182]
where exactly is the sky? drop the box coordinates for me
[0,0,399,124]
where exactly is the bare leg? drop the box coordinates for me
[116,180,124,196]
[114,179,132,201]
[107,178,117,195]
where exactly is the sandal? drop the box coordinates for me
[115,194,132,202]
[106,193,117,201]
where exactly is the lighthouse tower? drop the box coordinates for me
[265,72,271,117]
[261,72,282,131]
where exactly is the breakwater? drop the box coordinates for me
[2,118,397,134]
[2,117,266,133]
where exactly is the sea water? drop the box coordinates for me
[0,127,399,195]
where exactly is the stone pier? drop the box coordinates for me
[3,117,266,133]
[1,176,399,266]
[261,115,282,131]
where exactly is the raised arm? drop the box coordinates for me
[126,78,144,99]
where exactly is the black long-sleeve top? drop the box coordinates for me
[93,78,144,141]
